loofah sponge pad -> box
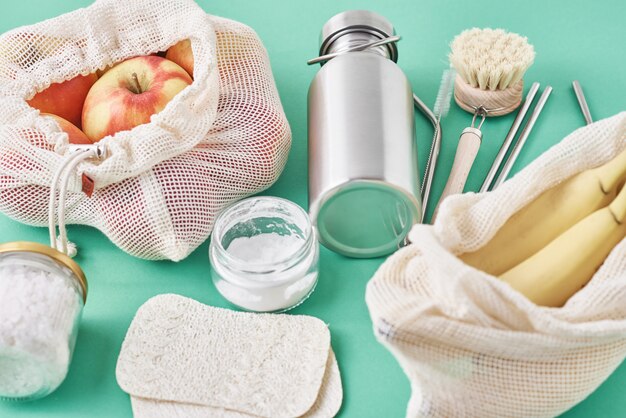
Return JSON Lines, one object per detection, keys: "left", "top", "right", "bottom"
{"left": 116, "top": 294, "right": 341, "bottom": 418}
{"left": 449, "top": 28, "right": 535, "bottom": 91}
{"left": 130, "top": 350, "right": 342, "bottom": 418}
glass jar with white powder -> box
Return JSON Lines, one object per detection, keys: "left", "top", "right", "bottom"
{"left": 210, "top": 197, "right": 319, "bottom": 312}
{"left": 0, "top": 242, "right": 87, "bottom": 401}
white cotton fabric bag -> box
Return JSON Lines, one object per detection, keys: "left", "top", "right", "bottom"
{"left": 0, "top": 0, "right": 291, "bottom": 260}
{"left": 366, "top": 112, "right": 626, "bottom": 418}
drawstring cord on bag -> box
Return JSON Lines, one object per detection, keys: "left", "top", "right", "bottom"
{"left": 48, "top": 144, "right": 107, "bottom": 256}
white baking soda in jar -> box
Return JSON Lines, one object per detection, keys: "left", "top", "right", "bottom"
{"left": 209, "top": 197, "right": 319, "bottom": 312}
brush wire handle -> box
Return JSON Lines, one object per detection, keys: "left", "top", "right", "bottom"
{"left": 437, "top": 127, "right": 482, "bottom": 213}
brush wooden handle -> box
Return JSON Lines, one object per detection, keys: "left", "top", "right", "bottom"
{"left": 454, "top": 76, "right": 523, "bottom": 117}
{"left": 434, "top": 127, "right": 482, "bottom": 218}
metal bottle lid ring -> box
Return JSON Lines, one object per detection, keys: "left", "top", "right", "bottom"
{"left": 307, "top": 35, "right": 401, "bottom": 66}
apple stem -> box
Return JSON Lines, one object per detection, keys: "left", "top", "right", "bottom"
{"left": 130, "top": 72, "right": 142, "bottom": 94}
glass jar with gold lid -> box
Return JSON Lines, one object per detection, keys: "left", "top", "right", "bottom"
{"left": 0, "top": 241, "right": 87, "bottom": 401}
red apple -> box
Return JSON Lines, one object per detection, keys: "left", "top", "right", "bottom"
{"left": 96, "top": 54, "right": 159, "bottom": 78}
{"left": 81, "top": 55, "right": 192, "bottom": 143}
{"left": 0, "top": 127, "right": 54, "bottom": 223}
{"left": 0, "top": 182, "right": 51, "bottom": 225}
{"left": 216, "top": 31, "right": 250, "bottom": 64}
{"left": 96, "top": 65, "right": 113, "bottom": 78}
{"left": 165, "top": 40, "right": 193, "bottom": 78}
{"left": 0, "top": 113, "right": 92, "bottom": 220}
{"left": 27, "top": 73, "right": 98, "bottom": 128}
{"left": 166, "top": 34, "right": 252, "bottom": 81}
{"left": 1, "top": 32, "right": 70, "bottom": 73}
{"left": 43, "top": 113, "right": 92, "bottom": 145}
{"left": 95, "top": 176, "right": 162, "bottom": 259}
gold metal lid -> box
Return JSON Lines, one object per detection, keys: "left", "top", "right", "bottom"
{"left": 0, "top": 241, "right": 87, "bottom": 303}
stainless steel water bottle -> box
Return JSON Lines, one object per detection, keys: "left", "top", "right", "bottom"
{"left": 308, "top": 10, "right": 421, "bottom": 258}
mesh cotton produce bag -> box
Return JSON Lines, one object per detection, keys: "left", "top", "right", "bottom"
{"left": 366, "top": 112, "right": 626, "bottom": 418}
{"left": 0, "top": 0, "right": 290, "bottom": 260}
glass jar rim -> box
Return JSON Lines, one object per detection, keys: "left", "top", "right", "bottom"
{"left": 0, "top": 241, "right": 87, "bottom": 303}
{"left": 211, "top": 197, "right": 314, "bottom": 273}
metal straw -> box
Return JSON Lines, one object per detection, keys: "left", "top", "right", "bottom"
{"left": 572, "top": 80, "right": 593, "bottom": 125}
{"left": 480, "top": 82, "right": 540, "bottom": 192}
{"left": 413, "top": 93, "right": 441, "bottom": 222}
{"left": 492, "top": 86, "right": 553, "bottom": 189}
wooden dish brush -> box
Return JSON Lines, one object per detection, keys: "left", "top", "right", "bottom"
{"left": 435, "top": 28, "right": 535, "bottom": 216}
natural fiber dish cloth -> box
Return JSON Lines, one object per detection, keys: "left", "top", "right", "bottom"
{"left": 366, "top": 112, "right": 626, "bottom": 418}
{"left": 117, "top": 294, "right": 341, "bottom": 418}
{"left": 130, "top": 350, "right": 342, "bottom": 418}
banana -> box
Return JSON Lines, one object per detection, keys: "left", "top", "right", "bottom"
{"left": 460, "top": 147, "right": 626, "bottom": 275}
{"left": 499, "top": 182, "right": 626, "bottom": 307}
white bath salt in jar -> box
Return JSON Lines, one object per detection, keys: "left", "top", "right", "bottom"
{"left": 210, "top": 197, "right": 319, "bottom": 312}
{"left": 0, "top": 242, "right": 87, "bottom": 401}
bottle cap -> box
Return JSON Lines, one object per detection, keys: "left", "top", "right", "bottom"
{"left": 319, "top": 10, "right": 398, "bottom": 62}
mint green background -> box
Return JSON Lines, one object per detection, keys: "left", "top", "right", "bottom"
{"left": 0, "top": 0, "right": 625, "bottom": 417}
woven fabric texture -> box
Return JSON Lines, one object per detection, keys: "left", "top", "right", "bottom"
{"left": 366, "top": 112, "right": 626, "bottom": 418}
{"left": 0, "top": 0, "right": 291, "bottom": 260}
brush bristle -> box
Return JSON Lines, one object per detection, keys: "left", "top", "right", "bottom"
{"left": 433, "top": 68, "right": 455, "bottom": 118}
{"left": 449, "top": 28, "right": 535, "bottom": 91}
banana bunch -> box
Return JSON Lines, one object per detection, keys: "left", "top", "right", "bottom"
{"left": 460, "top": 147, "right": 626, "bottom": 307}
{"left": 501, "top": 181, "right": 626, "bottom": 307}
